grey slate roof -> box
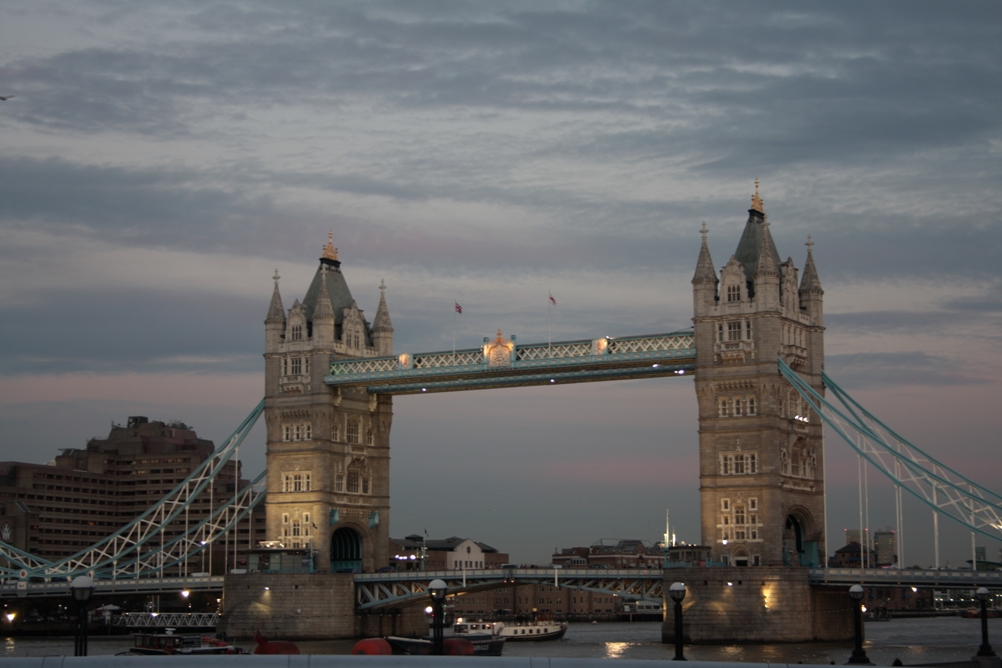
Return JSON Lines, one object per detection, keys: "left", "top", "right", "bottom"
{"left": 302, "top": 259, "right": 356, "bottom": 325}
{"left": 733, "top": 209, "right": 782, "bottom": 284}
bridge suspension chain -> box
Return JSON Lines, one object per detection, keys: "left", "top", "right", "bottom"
{"left": 0, "top": 400, "right": 265, "bottom": 580}
{"left": 778, "top": 359, "right": 1002, "bottom": 543}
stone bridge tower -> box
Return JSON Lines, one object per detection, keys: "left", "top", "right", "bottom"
{"left": 264, "top": 234, "right": 394, "bottom": 573}
{"left": 692, "top": 183, "right": 826, "bottom": 567}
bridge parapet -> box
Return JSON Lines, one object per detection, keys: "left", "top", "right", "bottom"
{"left": 354, "top": 568, "right": 664, "bottom": 610}
{"left": 327, "top": 331, "right": 695, "bottom": 394}
{"left": 809, "top": 568, "right": 1002, "bottom": 588}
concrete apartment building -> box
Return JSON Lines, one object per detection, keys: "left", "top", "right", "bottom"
{"left": 0, "top": 416, "right": 265, "bottom": 574}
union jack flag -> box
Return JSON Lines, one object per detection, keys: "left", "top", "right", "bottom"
{"left": 455, "top": 302, "right": 463, "bottom": 314}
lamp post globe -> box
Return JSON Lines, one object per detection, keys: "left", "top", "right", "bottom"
{"left": 69, "top": 576, "right": 95, "bottom": 657}
{"left": 847, "top": 584, "right": 870, "bottom": 665}
{"left": 428, "top": 579, "right": 448, "bottom": 656}
{"left": 976, "top": 587, "right": 996, "bottom": 657}
{"left": 669, "top": 582, "right": 687, "bottom": 661}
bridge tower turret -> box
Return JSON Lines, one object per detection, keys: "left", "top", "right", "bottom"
{"left": 263, "top": 233, "right": 392, "bottom": 573}
{"left": 692, "top": 182, "right": 826, "bottom": 568}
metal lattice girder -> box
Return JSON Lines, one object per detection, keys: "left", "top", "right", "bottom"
{"left": 778, "top": 359, "right": 1002, "bottom": 543}
{"left": 0, "top": 575, "right": 225, "bottom": 599}
{"left": 354, "top": 568, "right": 664, "bottom": 610}
{"left": 115, "top": 612, "right": 218, "bottom": 628}
{"left": 0, "top": 400, "right": 265, "bottom": 580}
{"left": 326, "top": 331, "right": 695, "bottom": 395}
{"left": 809, "top": 568, "right": 1002, "bottom": 588}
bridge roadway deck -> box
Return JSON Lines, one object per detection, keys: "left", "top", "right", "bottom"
{"left": 355, "top": 568, "right": 665, "bottom": 610}
{"left": 325, "top": 331, "right": 695, "bottom": 394}
{"left": 4, "top": 567, "right": 997, "bottom": 600}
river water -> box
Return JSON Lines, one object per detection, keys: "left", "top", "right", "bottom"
{"left": 3, "top": 617, "right": 998, "bottom": 664}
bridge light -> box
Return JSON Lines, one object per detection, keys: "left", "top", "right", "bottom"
{"left": 422, "top": 388, "right": 427, "bottom": 392}
{"left": 181, "top": 590, "right": 190, "bottom": 598}
{"left": 550, "top": 379, "right": 555, "bottom": 383}
{"left": 264, "top": 586, "right": 270, "bottom": 591}
{"left": 424, "top": 606, "right": 433, "bottom": 614}
{"left": 727, "top": 582, "right": 733, "bottom": 587}
{"left": 652, "top": 364, "right": 659, "bottom": 368}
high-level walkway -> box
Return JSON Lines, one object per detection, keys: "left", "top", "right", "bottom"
{"left": 325, "top": 331, "right": 695, "bottom": 394}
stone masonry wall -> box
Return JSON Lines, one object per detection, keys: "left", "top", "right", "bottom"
{"left": 661, "top": 567, "right": 854, "bottom": 644}
{"left": 218, "top": 572, "right": 427, "bottom": 640}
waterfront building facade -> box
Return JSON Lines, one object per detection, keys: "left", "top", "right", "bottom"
{"left": 0, "top": 416, "right": 263, "bottom": 573}
{"left": 692, "top": 183, "right": 826, "bottom": 567}
{"left": 264, "top": 235, "right": 394, "bottom": 573}
{"left": 389, "top": 535, "right": 509, "bottom": 571}
{"left": 552, "top": 539, "right": 664, "bottom": 569}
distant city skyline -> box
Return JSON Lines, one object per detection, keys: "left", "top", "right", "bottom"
{"left": 1, "top": 2, "right": 999, "bottom": 567}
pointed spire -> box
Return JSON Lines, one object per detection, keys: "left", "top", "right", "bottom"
{"left": 800, "top": 234, "right": 823, "bottom": 293}
{"left": 754, "top": 218, "right": 780, "bottom": 277}
{"left": 265, "top": 269, "right": 286, "bottom": 324}
{"left": 750, "top": 178, "right": 764, "bottom": 214}
{"left": 692, "top": 221, "right": 718, "bottom": 284}
{"left": 322, "top": 231, "right": 339, "bottom": 262}
{"left": 313, "top": 269, "right": 335, "bottom": 322}
{"left": 373, "top": 279, "right": 393, "bottom": 333}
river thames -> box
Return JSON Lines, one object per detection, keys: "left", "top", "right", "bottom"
{"left": 2, "top": 617, "right": 998, "bottom": 664}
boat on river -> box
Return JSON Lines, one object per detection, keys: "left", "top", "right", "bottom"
{"left": 119, "top": 630, "right": 244, "bottom": 655}
{"left": 454, "top": 617, "right": 567, "bottom": 643}
{"left": 449, "top": 621, "right": 506, "bottom": 655}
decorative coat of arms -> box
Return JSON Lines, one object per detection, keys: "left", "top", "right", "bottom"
{"left": 484, "top": 329, "right": 514, "bottom": 367}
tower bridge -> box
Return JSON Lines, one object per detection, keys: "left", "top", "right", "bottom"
{"left": 2, "top": 184, "right": 999, "bottom": 644}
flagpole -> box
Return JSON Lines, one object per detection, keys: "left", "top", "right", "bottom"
{"left": 548, "top": 296, "right": 551, "bottom": 348}
{"left": 453, "top": 301, "right": 457, "bottom": 356}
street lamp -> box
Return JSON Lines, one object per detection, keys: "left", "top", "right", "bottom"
{"left": 428, "top": 578, "right": 448, "bottom": 656}
{"left": 976, "top": 587, "right": 996, "bottom": 658}
{"left": 847, "top": 584, "right": 870, "bottom": 665}
{"left": 669, "top": 582, "right": 687, "bottom": 661}
{"left": 70, "top": 576, "right": 95, "bottom": 657}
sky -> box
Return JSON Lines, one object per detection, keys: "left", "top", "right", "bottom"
{"left": 1, "top": 1, "right": 1000, "bottom": 568}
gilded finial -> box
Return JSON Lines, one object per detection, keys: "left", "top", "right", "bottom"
{"left": 750, "top": 179, "right": 764, "bottom": 213}
{"left": 322, "top": 231, "right": 339, "bottom": 261}
{"left": 700, "top": 221, "right": 708, "bottom": 240}
{"left": 495, "top": 328, "right": 504, "bottom": 343}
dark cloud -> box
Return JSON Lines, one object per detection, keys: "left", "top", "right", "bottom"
{"left": 0, "top": 287, "right": 263, "bottom": 376}
{"left": 825, "top": 351, "right": 988, "bottom": 388}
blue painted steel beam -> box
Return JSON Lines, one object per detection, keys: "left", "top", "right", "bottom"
{"left": 326, "top": 331, "right": 695, "bottom": 395}
{"left": 367, "top": 361, "right": 694, "bottom": 394}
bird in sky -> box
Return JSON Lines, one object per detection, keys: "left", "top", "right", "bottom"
{"left": 0, "top": 96, "right": 15, "bottom": 101}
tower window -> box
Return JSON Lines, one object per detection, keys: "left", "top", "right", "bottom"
{"left": 727, "top": 285, "right": 740, "bottom": 302}
{"left": 733, "top": 398, "right": 743, "bottom": 416}
{"left": 332, "top": 423, "right": 340, "bottom": 442}
{"left": 335, "top": 474, "right": 344, "bottom": 493}
{"left": 291, "top": 325, "right": 302, "bottom": 341}
{"left": 366, "top": 429, "right": 373, "bottom": 446}
{"left": 718, "top": 398, "right": 729, "bottom": 417}
{"left": 347, "top": 471, "right": 360, "bottom": 494}
{"left": 727, "top": 322, "right": 742, "bottom": 341}
{"left": 347, "top": 419, "right": 360, "bottom": 444}
{"left": 747, "top": 397, "right": 757, "bottom": 415}
{"left": 290, "top": 357, "right": 302, "bottom": 375}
